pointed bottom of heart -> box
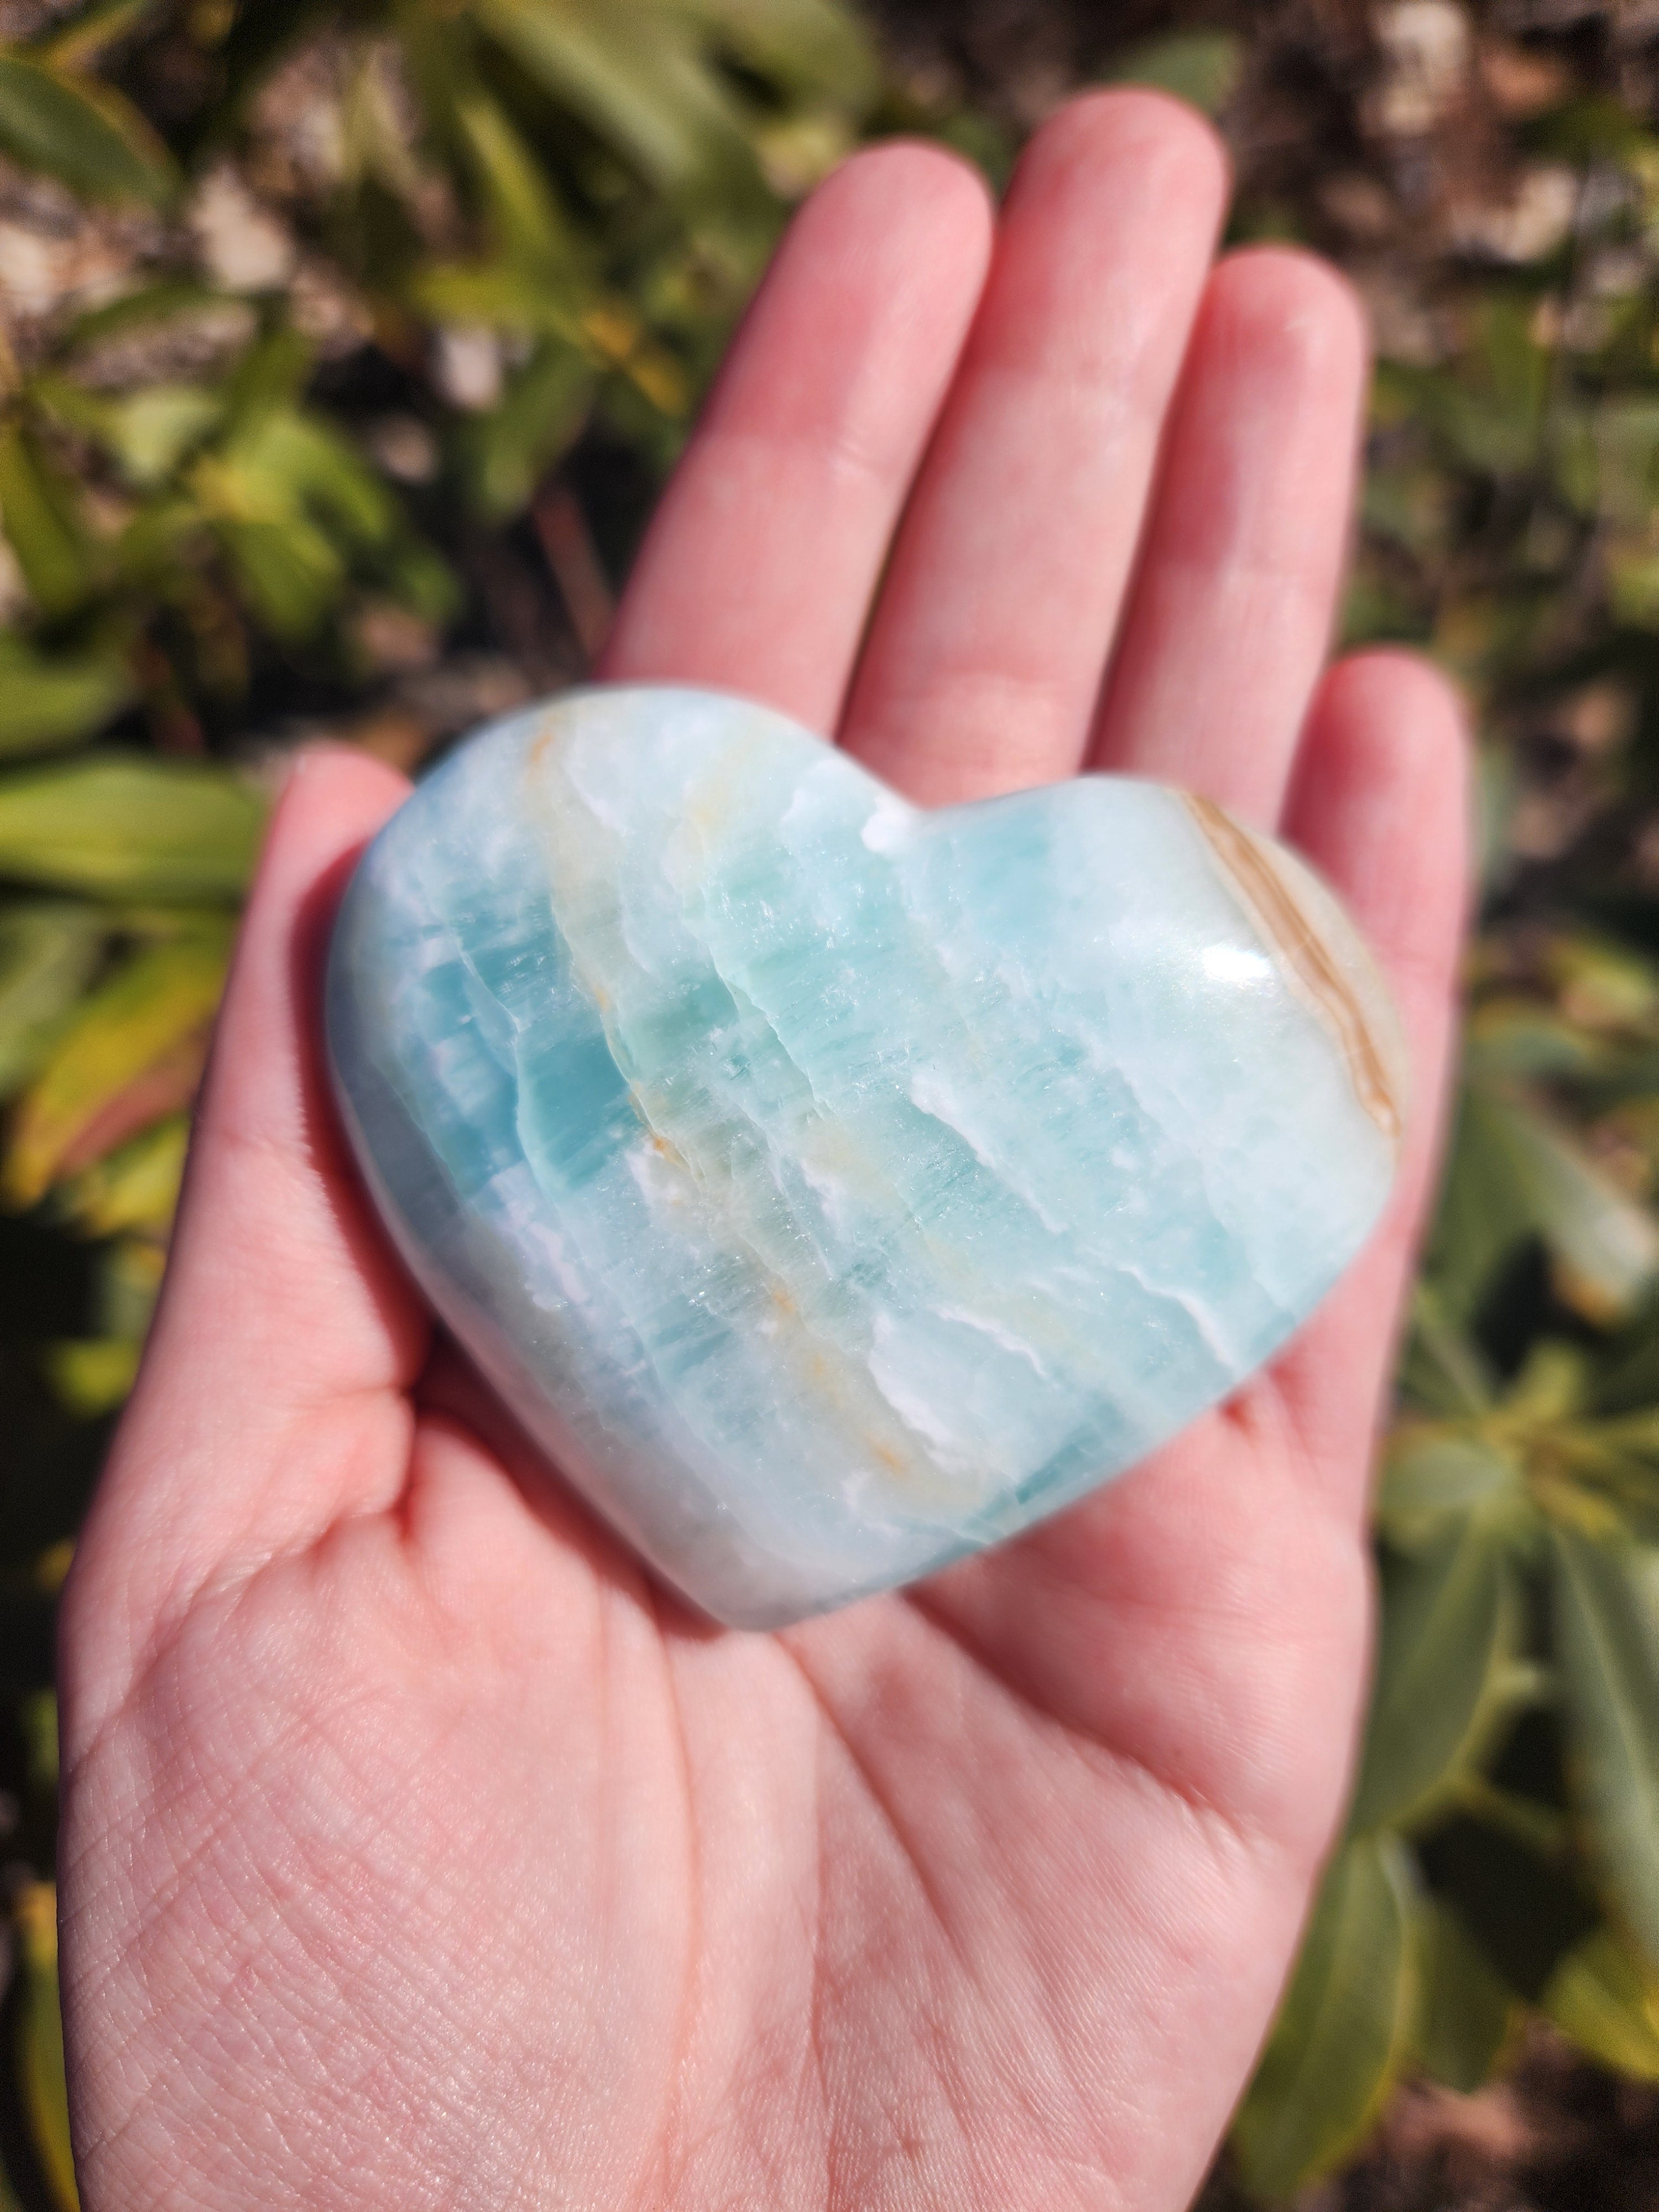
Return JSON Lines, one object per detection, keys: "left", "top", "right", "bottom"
{"left": 326, "top": 686, "right": 1403, "bottom": 1628}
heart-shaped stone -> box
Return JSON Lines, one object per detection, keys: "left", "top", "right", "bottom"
{"left": 327, "top": 685, "right": 1404, "bottom": 1629}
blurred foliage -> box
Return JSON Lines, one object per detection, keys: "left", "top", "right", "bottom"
{"left": 1214, "top": 2, "right": 1659, "bottom": 2194}
{"left": 0, "top": 0, "right": 948, "bottom": 2201}
{"left": 8, "top": 0, "right": 1659, "bottom": 2205}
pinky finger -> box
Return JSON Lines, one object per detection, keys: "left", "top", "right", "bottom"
{"left": 1267, "top": 649, "right": 1472, "bottom": 1516}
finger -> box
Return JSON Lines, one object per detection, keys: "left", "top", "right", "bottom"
{"left": 839, "top": 90, "right": 1229, "bottom": 805}
{"left": 1091, "top": 248, "right": 1368, "bottom": 824}
{"left": 599, "top": 142, "right": 993, "bottom": 734}
{"left": 1262, "top": 649, "right": 1472, "bottom": 1516}
{"left": 73, "top": 752, "right": 425, "bottom": 1657}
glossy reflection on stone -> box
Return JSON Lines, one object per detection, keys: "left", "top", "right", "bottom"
{"left": 326, "top": 685, "right": 1405, "bottom": 1629}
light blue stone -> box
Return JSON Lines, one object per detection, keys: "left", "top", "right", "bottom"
{"left": 326, "top": 685, "right": 1405, "bottom": 1629}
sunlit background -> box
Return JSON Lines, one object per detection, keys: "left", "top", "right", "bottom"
{"left": 4, "top": 2, "right": 1659, "bottom": 2200}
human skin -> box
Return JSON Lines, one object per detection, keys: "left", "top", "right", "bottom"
{"left": 57, "top": 90, "right": 1468, "bottom": 2212}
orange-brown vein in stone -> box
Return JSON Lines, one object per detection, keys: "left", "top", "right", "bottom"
{"left": 1180, "top": 794, "right": 1404, "bottom": 1146}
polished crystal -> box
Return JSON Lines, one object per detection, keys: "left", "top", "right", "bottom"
{"left": 327, "top": 685, "right": 1404, "bottom": 1627}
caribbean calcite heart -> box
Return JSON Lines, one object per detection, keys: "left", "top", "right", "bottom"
{"left": 326, "top": 685, "right": 1405, "bottom": 1629}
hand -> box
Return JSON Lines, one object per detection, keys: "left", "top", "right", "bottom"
{"left": 58, "top": 92, "right": 1467, "bottom": 2212}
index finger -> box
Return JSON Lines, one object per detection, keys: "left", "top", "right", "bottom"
{"left": 601, "top": 142, "right": 993, "bottom": 736}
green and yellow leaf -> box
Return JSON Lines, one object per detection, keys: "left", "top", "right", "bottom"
{"left": 0, "top": 424, "right": 93, "bottom": 620}
{"left": 0, "top": 50, "right": 172, "bottom": 206}
{"left": 0, "top": 758, "right": 264, "bottom": 901}
{"left": 0, "top": 636, "right": 132, "bottom": 757}
{"left": 15, "top": 1882, "right": 75, "bottom": 2212}
{"left": 0, "top": 904, "right": 105, "bottom": 1096}
{"left": 54, "top": 1109, "right": 187, "bottom": 1237}
{"left": 4, "top": 931, "right": 227, "bottom": 1207}
{"left": 1543, "top": 1924, "right": 1659, "bottom": 2079}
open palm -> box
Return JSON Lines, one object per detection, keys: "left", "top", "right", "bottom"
{"left": 58, "top": 93, "right": 1467, "bottom": 2212}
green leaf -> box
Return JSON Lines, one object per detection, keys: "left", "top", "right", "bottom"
{"left": 113, "top": 385, "right": 225, "bottom": 486}
{"left": 1608, "top": 544, "right": 1659, "bottom": 632}
{"left": 31, "top": 0, "right": 162, "bottom": 72}
{"left": 4, "top": 930, "right": 227, "bottom": 1207}
{"left": 106, "top": 494, "right": 201, "bottom": 602}
{"left": 1551, "top": 403, "right": 1601, "bottom": 517}
{"left": 234, "top": 411, "right": 397, "bottom": 546}
{"left": 1465, "top": 997, "right": 1614, "bottom": 1083}
{"left": 1105, "top": 29, "right": 1243, "bottom": 114}
{"left": 54, "top": 1109, "right": 187, "bottom": 1237}
{"left": 472, "top": 0, "right": 761, "bottom": 204}
{"left": 0, "top": 635, "right": 132, "bottom": 756}
{"left": 18, "top": 1689, "right": 55, "bottom": 1798}
{"left": 1375, "top": 1431, "right": 1521, "bottom": 1550}
{"left": 195, "top": 404, "right": 424, "bottom": 637}
{"left": 1547, "top": 1407, "right": 1659, "bottom": 1541}
{"left": 1350, "top": 1525, "right": 1521, "bottom": 1834}
{"left": 1361, "top": 464, "right": 1451, "bottom": 559}
{"left": 215, "top": 513, "right": 345, "bottom": 639}
{"left": 1428, "top": 298, "right": 1551, "bottom": 477}
{"left": 91, "top": 1230, "right": 162, "bottom": 1342}
{"left": 337, "top": 32, "right": 432, "bottom": 208}
{"left": 666, "top": 0, "right": 879, "bottom": 106}
{"left": 410, "top": 256, "right": 576, "bottom": 335}
{"left": 0, "top": 757, "right": 264, "bottom": 900}
{"left": 1536, "top": 93, "right": 1652, "bottom": 165}
{"left": 43, "top": 1334, "right": 140, "bottom": 1416}
{"left": 1543, "top": 1924, "right": 1659, "bottom": 2079}
{"left": 0, "top": 902, "right": 105, "bottom": 1096}
{"left": 1506, "top": 1338, "right": 1590, "bottom": 1423}
{"left": 1552, "top": 1526, "right": 1659, "bottom": 1969}
{"left": 461, "top": 341, "right": 594, "bottom": 518}
{"left": 0, "top": 424, "right": 92, "bottom": 619}
{"left": 223, "top": 328, "right": 315, "bottom": 424}
{"left": 61, "top": 278, "right": 244, "bottom": 356}
{"left": 1411, "top": 1895, "right": 1519, "bottom": 2093}
{"left": 1231, "top": 1834, "right": 1416, "bottom": 2198}
{"left": 37, "top": 382, "right": 225, "bottom": 490}
{"left": 1433, "top": 1081, "right": 1659, "bottom": 1325}
{"left": 15, "top": 1884, "right": 75, "bottom": 2212}
{"left": 1594, "top": 1297, "right": 1659, "bottom": 1417}
{"left": 1395, "top": 1285, "right": 1495, "bottom": 1418}
{"left": 379, "top": 537, "right": 459, "bottom": 628}
{"left": 1592, "top": 400, "right": 1659, "bottom": 531}
{"left": 1473, "top": 739, "right": 1519, "bottom": 898}
{"left": 451, "top": 85, "right": 581, "bottom": 270}
{"left": 1426, "top": 1081, "right": 1539, "bottom": 1323}
{"left": 0, "top": 51, "right": 171, "bottom": 205}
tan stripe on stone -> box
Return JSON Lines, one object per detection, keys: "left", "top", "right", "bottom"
{"left": 1180, "top": 794, "right": 1405, "bottom": 1147}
